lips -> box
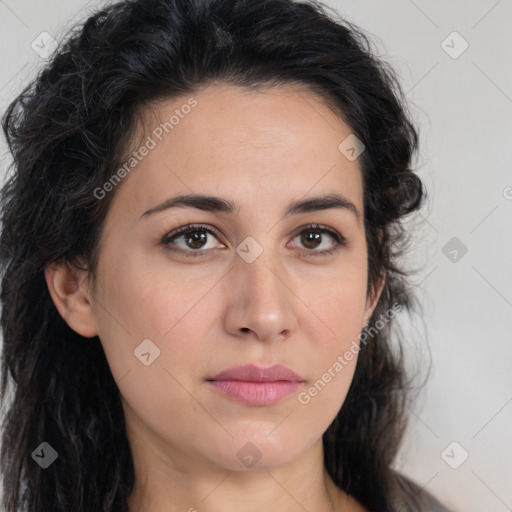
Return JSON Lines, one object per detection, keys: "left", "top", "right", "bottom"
{"left": 208, "top": 364, "right": 304, "bottom": 383}
{"left": 206, "top": 364, "right": 305, "bottom": 406}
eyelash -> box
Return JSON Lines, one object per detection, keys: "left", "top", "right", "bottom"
{"left": 161, "top": 223, "right": 347, "bottom": 258}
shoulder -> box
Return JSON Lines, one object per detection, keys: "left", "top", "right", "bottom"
{"left": 392, "top": 472, "right": 454, "bottom": 512}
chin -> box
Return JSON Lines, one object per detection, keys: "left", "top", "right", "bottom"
{"left": 205, "top": 433, "right": 310, "bottom": 472}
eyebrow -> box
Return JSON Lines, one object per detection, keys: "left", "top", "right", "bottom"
{"left": 140, "top": 192, "right": 360, "bottom": 220}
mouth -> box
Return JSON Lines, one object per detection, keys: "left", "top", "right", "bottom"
{"left": 207, "top": 380, "right": 303, "bottom": 406}
{"left": 206, "top": 364, "right": 305, "bottom": 406}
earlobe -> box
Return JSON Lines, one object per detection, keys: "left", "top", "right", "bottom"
{"left": 44, "top": 261, "right": 99, "bottom": 338}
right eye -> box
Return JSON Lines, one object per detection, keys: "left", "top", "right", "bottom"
{"left": 161, "top": 223, "right": 226, "bottom": 257}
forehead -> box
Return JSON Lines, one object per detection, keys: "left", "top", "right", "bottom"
{"left": 110, "top": 83, "right": 364, "bottom": 219}
{"left": 135, "top": 82, "right": 352, "bottom": 155}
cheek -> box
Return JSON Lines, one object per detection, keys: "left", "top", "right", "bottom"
{"left": 294, "top": 288, "right": 365, "bottom": 431}
{"left": 92, "top": 250, "right": 220, "bottom": 391}
{"left": 301, "top": 258, "right": 369, "bottom": 336}
{"left": 297, "top": 260, "right": 368, "bottom": 394}
{"left": 306, "top": 288, "right": 365, "bottom": 389}
{"left": 92, "top": 256, "right": 211, "bottom": 445}
{"left": 96, "top": 249, "right": 210, "bottom": 336}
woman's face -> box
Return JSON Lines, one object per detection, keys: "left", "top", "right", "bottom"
{"left": 81, "top": 84, "right": 382, "bottom": 472}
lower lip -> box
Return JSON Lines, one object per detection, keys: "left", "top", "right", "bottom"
{"left": 207, "top": 380, "right": 302, "bottom": 406}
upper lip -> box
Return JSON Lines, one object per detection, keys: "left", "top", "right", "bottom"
{"left": 207, "top": 364, "right": 304, "bottom": 382}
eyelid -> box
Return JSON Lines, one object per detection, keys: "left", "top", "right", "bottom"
{"left": 162, "top": 223, "right": 221, "bottom": 241}
{"left": 290, "top": 223, "right": 342, "bottom": 240}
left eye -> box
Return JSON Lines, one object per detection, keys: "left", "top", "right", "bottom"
{"left": 289, "top": 224, "right": 345, "bottom": 254}
{"left": 161, "top": 223, "right": 346, "bottom": 257}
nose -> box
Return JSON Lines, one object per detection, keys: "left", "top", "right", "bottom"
{"left": 222, "top": 247, "right": 298, "bottom": 343}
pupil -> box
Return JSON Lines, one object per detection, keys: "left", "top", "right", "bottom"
{"left": 302, "top": 230, "right": 321, "bottom": 249}
{"left": 186, "top": 230, "right": 207, "bottom": 249}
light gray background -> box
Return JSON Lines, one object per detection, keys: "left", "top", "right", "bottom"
{"left": 0, "top": 1, "right": 511, "bottom": 511}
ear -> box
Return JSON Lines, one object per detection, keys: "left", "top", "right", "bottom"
{"left": 362, "top": 272, "right": 386, "bottom": 328}
{"left": 44, "top": 260, "right": 99, "bottom": 338}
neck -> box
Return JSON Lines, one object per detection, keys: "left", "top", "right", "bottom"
{"left": 126, "top": 436, "right": 348, "bottom": 512}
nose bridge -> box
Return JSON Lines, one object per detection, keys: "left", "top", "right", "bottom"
{"left": 224, "top": 240, "right": 296, "bottom": 340}
{"left": 239, "top": 247, "right": 282, "bottom": 300}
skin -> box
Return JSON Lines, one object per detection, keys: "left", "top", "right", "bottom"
{"left": 45, "top": 83, "right": 384, "bottom": 512}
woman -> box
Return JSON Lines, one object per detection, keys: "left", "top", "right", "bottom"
{"left": 0, "top": 0, "right": 451, "bottom": 510}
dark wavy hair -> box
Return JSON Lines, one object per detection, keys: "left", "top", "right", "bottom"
{"left": 0, "top": 0, "right": 444, "bottom": 511}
